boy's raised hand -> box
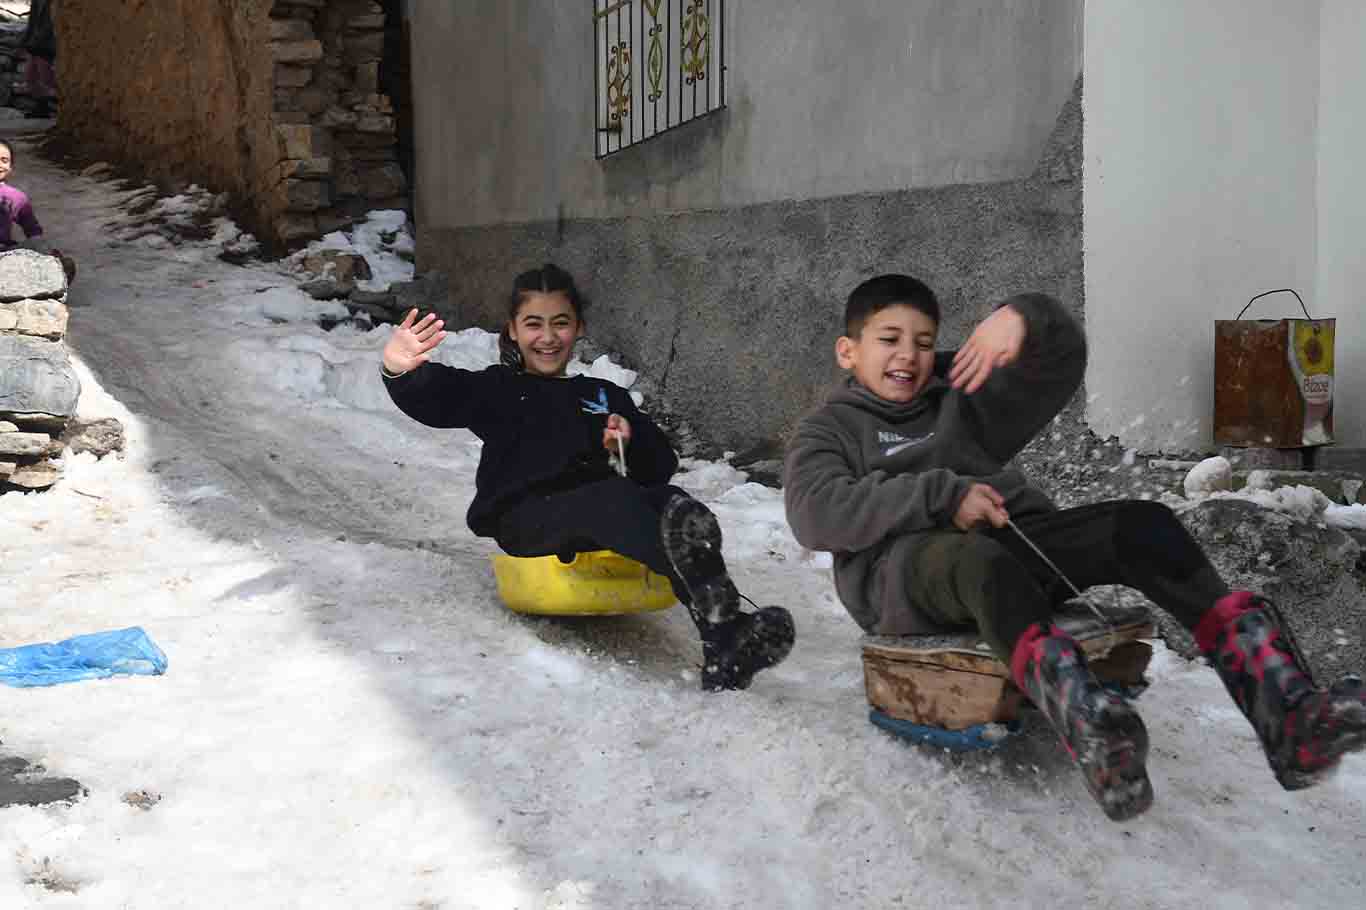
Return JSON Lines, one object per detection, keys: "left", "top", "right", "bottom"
{"left": 383, "top": 309, "right": 446, "bottom": 375}
{"left": 953, "top": 482, "right": 1009, "bottom": 530}
{"left": 949, "top": 304, "right": 1026, "bottom": 394}
{"left": 603, "top": 414, "right": 632, "bottom": 452}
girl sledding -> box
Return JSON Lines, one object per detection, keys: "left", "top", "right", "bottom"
{"left": 381, "top": 263, "right": 794, "bottom": 691}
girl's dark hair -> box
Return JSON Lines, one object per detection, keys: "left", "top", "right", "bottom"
{"left": 498, "top": 263, "right": 589, "bottom": 369}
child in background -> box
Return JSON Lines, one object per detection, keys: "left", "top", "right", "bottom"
{"left": 783, "top": 273, "right": 1366, "bottom": 821}
{"left": 0, "top": 138, "right": 74, "bottom": 282}
{"left": 382, "top": 263, "right": 794, "bottom": 691}
{"left": 0, "top": 140, "right": 45, "bottom": 251}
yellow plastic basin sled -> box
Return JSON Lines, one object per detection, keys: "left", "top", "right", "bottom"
{"left": 492, "top": 550, "right": 677, "bottom": 616}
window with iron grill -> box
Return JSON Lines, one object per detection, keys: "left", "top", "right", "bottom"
{"left": 593, "top": 0, "right": 726, "bottom": 157}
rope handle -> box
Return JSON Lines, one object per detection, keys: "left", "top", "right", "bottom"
{"left": 614, "top": 434, "right": 628, "bottom": 478}
{"left": 1006, "top": 519, "right": 1119, "bottom": 660}
{"left": 1234, "top": 288, "right": 1313, "bottom": 321}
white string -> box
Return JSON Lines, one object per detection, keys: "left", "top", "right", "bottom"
{"left": 614, "top": 434, "right": 627, "bottom": 478}
{"left": 1005, "top": 519, "right": 1118, "bottom": 659}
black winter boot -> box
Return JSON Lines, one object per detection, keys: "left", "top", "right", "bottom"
{"left": 1012, "top": 623, "right": 1153, "bottom": 821}
{"left": 1196, "top": 592, "right": 1366, "bottom": 790}
{"left": 661, "top": 494, "right": 794, "bottom": 691}
{"left": 699, "top": 608, "right": 796, "bottom": 692}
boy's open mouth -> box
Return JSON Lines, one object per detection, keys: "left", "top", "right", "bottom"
{"left": 885, "top": 370, "right": 916, "bottom": 384}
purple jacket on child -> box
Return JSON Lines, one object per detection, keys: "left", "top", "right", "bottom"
{"left": 0, "top": 183, "right": 43, "bottom": 250}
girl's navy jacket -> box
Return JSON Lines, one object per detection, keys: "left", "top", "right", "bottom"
{"left": 383, "top": 363, "right": 679, "bottom": 537}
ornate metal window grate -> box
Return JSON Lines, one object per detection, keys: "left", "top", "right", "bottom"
{"left": 593, "top": 0, "right": 726, "bottom": 158}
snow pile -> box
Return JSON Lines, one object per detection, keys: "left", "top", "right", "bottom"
{"left": 104, "top": 182, "right": 260, "bottom": 261}
{"left": 218, "top": 282, "right": 661, "bottom": 420}
{"left": 1182, "top": 455, "right": 1232, "bottom": 496}
{"left": 1325, "top": 504, "right": 1366, "bottom": 530}
{"left": 425, "top": 326, "right": 502, "bottom": 370}
{"left": 1211, "top": 484, "right": 1336, "bottom": 523}
{"left": 567, "top": 353, "right": 645, "bottom": 406}
{"left": 1174, "top": 457, "right": 1363, "bottom": 531}
{"left": 288, "top": 209, "right": 414, "bottom": 292}
{"left": 567, "top": 352, "right": 637, "bottom": 389}
{"left": 673, "top": 458, "right": 750, "bottom": 500}
{"left": 256, "top": 286, "right": 348, "bottom": 325}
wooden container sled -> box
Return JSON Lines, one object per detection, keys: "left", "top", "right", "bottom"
{"left": 492, "top": 550, "right": 677, "bottom": 616}
{"left": 862, "top": 604, "right": 1155, "bottom": 749}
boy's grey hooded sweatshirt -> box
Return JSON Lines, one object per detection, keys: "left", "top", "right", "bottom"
{"left": 782, "top": 294, "right": 1086, "bottom": 634}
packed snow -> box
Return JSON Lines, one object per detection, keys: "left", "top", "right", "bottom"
{"left": 3, "top": 137, "right": 1365, "bottom": 908}
{"left": 286, "top": 209, "right": 415, "bottom": 292}
{"left": 1181, "top": 455, "right": 1233, "bottom": 497}
{"left": 1325, "top": 504, "right": 1366, "bottom": 531}
{"left": 1176, "top": 456, "right": 1366, "bottom": 531}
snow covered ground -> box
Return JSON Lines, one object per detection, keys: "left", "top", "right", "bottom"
{"left": 2, "top": 134, "right": 1365, "bottom": 909}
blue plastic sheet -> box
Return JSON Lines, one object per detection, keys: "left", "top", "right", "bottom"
{"left": 869, "top": 709, "right": 1022, "bottom": 752}
{"left": 0, "top": 627, "right": 168, "bottom": 688}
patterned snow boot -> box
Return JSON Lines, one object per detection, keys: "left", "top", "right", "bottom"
{"left": 661, "top": 494, "right": 795, "bottom": 691}
{"left": 1196, "top": 592, "right": 1366, "bottom": 790}
{"left": 1012, "top": 623, "right": 1154, "bottom": 821}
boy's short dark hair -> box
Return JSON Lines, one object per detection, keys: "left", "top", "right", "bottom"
{"left": 844, "top": 274, "right": 940, "bottom": 337}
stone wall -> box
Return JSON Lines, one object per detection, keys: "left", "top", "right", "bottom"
{"left": 271, "top": 0, "right": 408, "bottom": 242}
{"left": 0, "top": 249, "right": 77, "bottom": 490}
{"left": 52, "top": 0, "right": 404, "bottom": 250}
{"left": 0, "top": 7, "right": 56, "bottom": 116}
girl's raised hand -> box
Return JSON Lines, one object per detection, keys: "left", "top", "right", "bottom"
{"left": 949, "top": 304, "right": 1026, "bottom": 394}
{"left": 603, "top": 414, "right": 632, "bottom": 452}
{"left": 383, "top": 309, "right": 446, "bottom": 375}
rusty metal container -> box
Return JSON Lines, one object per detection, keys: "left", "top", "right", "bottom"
{"left": 1214, "top": 289, "right": 1335, "bottom": 449}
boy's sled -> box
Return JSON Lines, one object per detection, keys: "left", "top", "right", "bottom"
{"left": 492, "top": 550, "right": 677, "bottom": 616}
{"left": 862, "top": 603, "right": 1154, "bottom": 751}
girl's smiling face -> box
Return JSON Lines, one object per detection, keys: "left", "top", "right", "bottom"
{"left": 508, "top": 291, "right": 583, "bottom": 377}
{"left": 0, "top": 144, "right": 12, "bottom": 183}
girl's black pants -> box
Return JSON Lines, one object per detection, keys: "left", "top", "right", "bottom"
{"left": 493, "top": 476, "right": 694, "bottom": 605}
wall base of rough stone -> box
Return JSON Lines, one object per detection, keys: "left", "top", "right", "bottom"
{"left": 0, "top": 250, "right": 78, "bottom": 490}
{"left": 417, "top": 81, "right": 1082, "bottom": 456}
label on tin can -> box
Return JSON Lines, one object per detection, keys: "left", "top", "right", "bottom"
{"left": 1288, "top": 320, "right": 1335, "bottom": 445}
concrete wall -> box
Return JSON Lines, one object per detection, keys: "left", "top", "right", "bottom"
{"left": 411, "top": 0, "right": 1082, "bottom": 227}
{"left": 1084, "top": 2, "right": 1336, "bottom": 450}
{"left": 55, "top": 0, "right": 286, "bottom": 244}
{"left": 1317, "top": 1, "right": 1366, "bottom": 448}
{"left": 411, "top": 1, "right": 1084, "bottom": 454}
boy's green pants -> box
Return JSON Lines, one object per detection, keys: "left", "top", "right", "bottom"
{"left": 881, "top": 500, "right": 1228, "bottom": 661}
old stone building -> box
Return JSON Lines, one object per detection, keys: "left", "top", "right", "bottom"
{"left": 52, "top": 0, "right": 411, "bottom": 250}
{"left": 39, "top": 1, "right": 1366, "bottom": 465}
